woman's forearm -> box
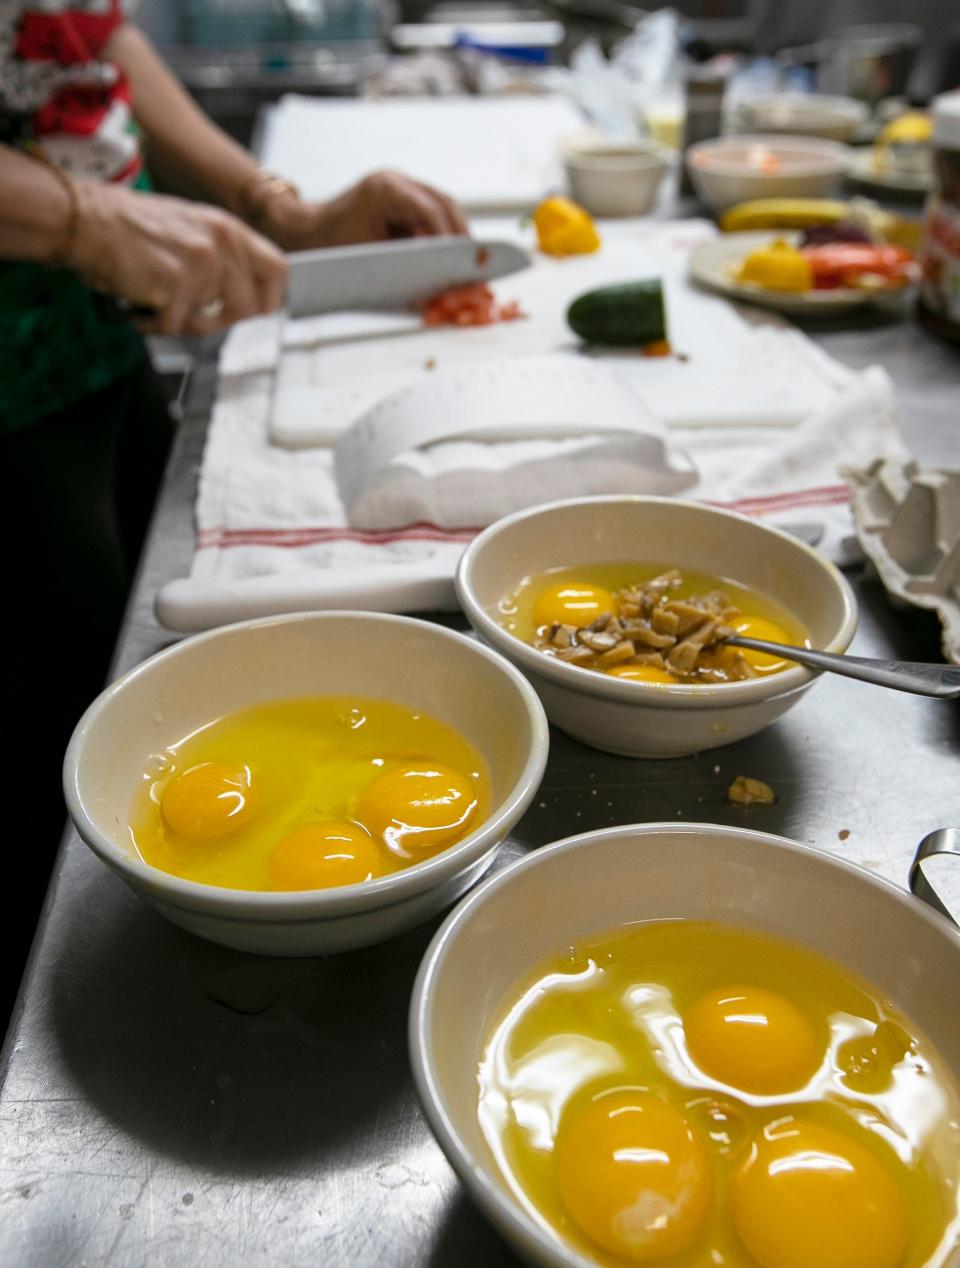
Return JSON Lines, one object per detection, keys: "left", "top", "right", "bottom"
{"left": 0, "top": 145, "right": 72, "bottom": 262}
{"left": 103, "top": 24, "right": 262, "bottom": 214}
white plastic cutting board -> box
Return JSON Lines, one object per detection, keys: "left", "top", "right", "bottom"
{"left": 260, "top": 94, "right": 584, "bottom": 210}
{"left": 268, "top": 241, "right": 835, "bottom": 448}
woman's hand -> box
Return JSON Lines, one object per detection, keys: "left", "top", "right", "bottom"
{"left": 262, "top": 170, "right": 469, "bottom": 251}
{"left": 69, "top": 181, "right": 288, "bottom": 335}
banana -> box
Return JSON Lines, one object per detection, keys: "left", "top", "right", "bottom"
{"left": 720, "top": 199, "right": 850, "bottom": 232}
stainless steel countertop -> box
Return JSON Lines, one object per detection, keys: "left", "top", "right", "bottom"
{"left": 1, "top": 250, "right": 959, "bottom": 1268}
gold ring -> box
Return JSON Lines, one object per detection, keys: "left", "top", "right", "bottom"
{"left": 196, "top": 296, "right": 225, "bottom": 320}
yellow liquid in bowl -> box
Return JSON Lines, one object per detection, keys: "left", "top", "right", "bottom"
{"left": 129, "top": 696, "right": 491, "bottom": 891}
{"left": 479, "top": 921, "right": 960, "bottom": 1267}
{"left": 499, "top": 563, "right": 808, "bottom": 683}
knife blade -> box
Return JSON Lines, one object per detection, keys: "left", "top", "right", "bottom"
{"left": 285, "top": 235, "right": 531, "bottom": 317}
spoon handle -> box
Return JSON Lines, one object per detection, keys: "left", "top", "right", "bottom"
{"left": 726, "top": 636, "right": 960, "bottom": 699}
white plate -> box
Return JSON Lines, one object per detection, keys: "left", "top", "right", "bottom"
{"left": 688, "top": 231, "right": 900, "bottom": 315}
{"left": 846, "top": 146, "right": 932, "bottom": 196}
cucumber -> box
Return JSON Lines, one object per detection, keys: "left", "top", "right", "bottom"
{"left": 566, "top": 279, "right": 666, "bottom": 347}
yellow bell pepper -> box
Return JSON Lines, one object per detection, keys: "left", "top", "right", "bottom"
{"left": 736, "top": 237, "right": 812, "bottom": 293}
{"left": 532, "top": 196, "right": 601, "bottom": 257}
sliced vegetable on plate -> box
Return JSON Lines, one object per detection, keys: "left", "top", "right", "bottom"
{"left": 736, "top": 239, "right": 812, "bottom": 293}
{"left": 800, "top": 242, "right": 915, "bottom": 291}
{"left": 734, "top": 237, "right": 915, "bottom": 296}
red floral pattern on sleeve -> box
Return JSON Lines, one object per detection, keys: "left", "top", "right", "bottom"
{"left": 1, "top": 0, "right": 140, "bottom": 182}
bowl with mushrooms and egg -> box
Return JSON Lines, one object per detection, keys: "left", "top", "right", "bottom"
{"left": 455, "top": 496, "right": 857, "bottom": 757}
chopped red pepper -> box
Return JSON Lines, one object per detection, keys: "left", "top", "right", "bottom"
{"left": 799, "top": 243, "right": 915, "bottom": 290}
{"left": 475, "top": 246, "right": 490, "bottom": 267}
{"left": 420, "top": 282, "right": 525, "bottom": 328}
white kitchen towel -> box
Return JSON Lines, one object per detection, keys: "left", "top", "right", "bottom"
{"left": 154, "top": 349, "right": 903, "bottom": 632}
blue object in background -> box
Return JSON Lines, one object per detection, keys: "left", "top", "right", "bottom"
{"left": 453, "top": 34, "right": 552, "bottom": 65}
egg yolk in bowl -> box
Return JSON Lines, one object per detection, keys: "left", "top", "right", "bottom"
{"left": 129, "top": 696, "right": 490, "bottom": 891}
{"left": 499, "top": 564, "right": 807, "bottom": 685}
{"left": 477, "top": 921, "right": 960, "bottom": 1267}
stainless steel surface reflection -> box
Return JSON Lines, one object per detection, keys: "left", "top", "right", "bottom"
{"left": 2, "top": 260, "right": 959, "bottom": 1268}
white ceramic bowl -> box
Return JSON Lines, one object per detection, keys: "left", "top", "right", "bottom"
{"left": 686, "top": 133, "right": 848, "bottom": 213}
{"left": 727, "top": 93, "right": 869, "bottom": 143}
{"left": 455, "top": 496, "right": 857, "bottom": 758}
{"left": 411, "top": 821, "right": 960, "bottom": 1268}
{"left": 563, "top": 138, "right": 671, "bottom": 217}
{"left": 64, "top": 612, "right": 549, "bottom": 955}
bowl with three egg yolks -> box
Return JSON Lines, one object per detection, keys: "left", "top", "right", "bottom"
{"left": 132, "top": 697, "right": 490, "bottom": 892}
{"left": 477, "top": 920, "right": 958, "bottom": 1268}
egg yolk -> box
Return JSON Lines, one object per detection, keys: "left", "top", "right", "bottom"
{"left": 267, "top": 821, "right": 381, "bottom": 890}
{"left": 684, "top": 985, "right": 821, "bottom": 1095}
{"left": 534, "top": 582, "right": 616, "bottom": 629}
{"left": 731, "top": 616, "right": 793, "bottom": 672}
{"left": 555, "top": 1090, "right": 712, "bottom": 1262}
{"left": 160, "top": 762, "right": 254, "bottom": 840}
{"left": 607, "top": 664, "right": 678, "bottom": 684}
{"left": 357, "top": 763, "right": 478, "bottom": 855}
{"left": 732, "top": 1119, "right": 909, "bottom": 1268}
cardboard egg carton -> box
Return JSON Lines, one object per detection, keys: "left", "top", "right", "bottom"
{"left": 845, "top": 459, "right": 960, "bottom": 665}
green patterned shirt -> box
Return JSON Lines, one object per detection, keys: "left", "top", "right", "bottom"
{"left": 0, "top": 261, "right": 147, "bottom": 432}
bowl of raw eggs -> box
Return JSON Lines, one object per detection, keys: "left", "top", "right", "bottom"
{"left": 410, "top": 821, "right": 960, "bottom": 1268}
{"left": 455, "top": 495, "right": 858, "bottom": 758}
{"left": 64, "top": 611, "right": 549, "bottom": 955}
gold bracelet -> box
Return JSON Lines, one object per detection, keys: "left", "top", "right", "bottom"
{"left": 36, "top": 154, "right": 80, "bottom": 267}
{"left": 237, "top": 168, "right": 300, "bottom": 228}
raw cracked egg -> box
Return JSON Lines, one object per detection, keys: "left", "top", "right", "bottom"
{"left": 477, "top": 920, "right": 960, "bottom": 1268}
{"left": 267, "top": 821, "right": 381, "bottom": 890}
{"left": 501, "top": 563, "right": 807, "bottom": 685}
{"left": 357, "top": 762, "right": 479, "bottom": 857}
{"left": 556, "top": 1089, "right": 712, "bottom": 1261}
{"left": 160, "top": 761, "right": 254, "bottom": 840}
{"left": 129, "top": 696, "right": 490, "bottom": 892}
{"left": 683, "top": 984, "right": 822, "bottom": 1095}
{"left": 732, "top": 1118, "right": 909, "bottom": 1268}
{"left": 533, "top": 582, "right": 617, "bottom": 630}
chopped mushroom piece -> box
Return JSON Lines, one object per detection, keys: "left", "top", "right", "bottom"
{"left": 668, "top": 640, "right": 701, "bottom": 675}
{"left": 555, "top": 646, "right": 596, "bottom": 665}
{"left": 727, "top": 776, "right": 776, "bottom": 806}
{"left": 597, "top": 640, "right": 637, "bottom": 668}
{"left": 650, "top": 608, "right": 681, "bottom": 635}
{"left": 579, "top": 629, "right": 620, "bottom": 653}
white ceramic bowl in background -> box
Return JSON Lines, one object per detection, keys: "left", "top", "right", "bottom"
{"left": 563, "top": 138, "right": 671, "bottom": 217}
{"left": 727, "top": 93, "right": 869, "bottom": 142}
{"left": 410, "top": 821, "right": 960, "bottom": 1268}
{"left": 455, "top": 496, "right": 858, "bottom": 758}
{"left": 64, "top": 612, "right": 549, "bottom": 955}
{"left": 686, "top": 133, "right": 848, "bottom": 213}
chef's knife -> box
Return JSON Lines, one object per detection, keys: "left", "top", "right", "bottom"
{"left": 285, "top": 235, "right": 531, "bottom": 317}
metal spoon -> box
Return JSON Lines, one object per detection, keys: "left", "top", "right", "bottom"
{"left": 724, "top": 635, "right": 960, "bottom": 699}
{"left": 909, "top": 828, "right": 960, "bottom": 925}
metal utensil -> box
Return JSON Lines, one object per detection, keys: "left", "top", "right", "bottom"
{"left": 909, "top": 828, "right": 960, "bottom": 926}
{"left": 725, "top": 635, "right": 960, "bottom": 699}
{"left": 286, "top": 235, "right": 531, "bottom": 317}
